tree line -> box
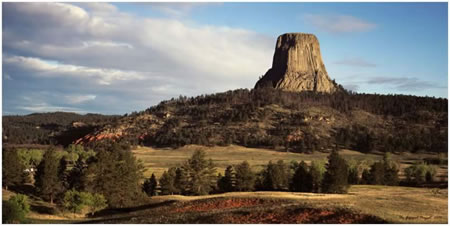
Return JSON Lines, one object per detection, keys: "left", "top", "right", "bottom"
{"left": 2, "top": 145, "right": 442, "bottom": 222}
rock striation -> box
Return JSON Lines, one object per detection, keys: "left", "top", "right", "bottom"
{"left": 255, "top": 33, "right": 337, "bottom": 93}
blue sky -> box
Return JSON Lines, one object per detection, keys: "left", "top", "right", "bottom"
{"left": 2, "top": 2, "right": 448, "bottom": 115}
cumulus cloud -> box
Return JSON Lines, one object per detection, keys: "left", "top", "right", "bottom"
{"left": 303, "top": 14, "right": 376, "bottom": 33}
{"left": 2, "top": 2, "right": 273, "bottom": 114}
{"left": 334, "top": 58, "right": 376, "bottom": 67}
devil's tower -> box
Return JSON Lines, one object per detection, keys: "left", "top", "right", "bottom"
{"left": 255, "top": 33, "right": 337, "bottom": 93}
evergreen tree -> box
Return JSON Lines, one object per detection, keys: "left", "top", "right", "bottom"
{"left": 34, "top": 149, "right": 63, "bottom": 204}
{"left": 218, "top": 166, "right": 236, "bottom": 192}
{"left": 382, "top": 153, "right": 399, "bottom": 186}
{"left": 182, "top": 150, "right": 216, "bottom": 195}
{"left": 3, "top": 149, "right": 26, "bottom": 190}
{"left": 261, "top": 160, "right": 289, "bottom": 191}
{"left": 234, "top": 161, "right": 256, "bottom": 191}
{"left": 322, "top": 150, "right": 349, "bottom": 194}
{"left": 159, "top": 170, "right": 177, "bottom": 195}
{"left": 348, "top": 167, "right": 359, "bottom": 185}
{"left": 369, "top": 162, "right": 385, "bottom": 185}
{"left": 142, "top": 173, "right": 158, "bottom": 196}
{"left": 290, "top": 161, "right": 312, "bottom": 192}
{"left": 174, "top": 167, "right": 189, "bottom": 195}
{"left": 360, "top": 168, "right": 371, "bottom": 184}
{"left": 82, "top": 145, "right": 144, "bottom": 208}
{"left": 310, "top": 161, "right": 325, "bottom": 193}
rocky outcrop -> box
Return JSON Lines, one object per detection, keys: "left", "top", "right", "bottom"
{"left": 255, "top": 33, "right": 337, "bottom": 93}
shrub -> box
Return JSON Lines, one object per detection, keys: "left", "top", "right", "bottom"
{"left": 2, "top": 195, "right": 30, "bottom": 223}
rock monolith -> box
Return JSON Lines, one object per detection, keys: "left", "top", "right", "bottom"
{"left": 255, "top": 33, "right": 337, "bottom": 93}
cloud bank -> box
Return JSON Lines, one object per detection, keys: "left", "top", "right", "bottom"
{"left": 3, "top": 2, "right": 273, "bottom": 114}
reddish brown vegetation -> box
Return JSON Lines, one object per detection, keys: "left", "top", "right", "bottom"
{"left": 219, "top": 208, "right": 384, "bottom": 224}
{"left": 172, "top": 198, "right": 266, "bottom": 213}
{"left": 171, "top": 198, "right": 385, "bottom": 224}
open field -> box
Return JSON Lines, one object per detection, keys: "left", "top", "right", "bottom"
{"left": 85, "top": 185, "right": 447, "bottom": 224}
{"left": 4, "top": 185, "right": 447, "bottom": 223}
{"left": 133, "top": 144, "right": 448, "bottom": 179}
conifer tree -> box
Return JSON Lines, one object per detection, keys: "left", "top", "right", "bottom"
{"left": 261, "top": 160, "right": 289, "bottom": 191}
{"left": 218, "top": 166, "right": 236, "bottom": 192}
{"left": 360, "top": 168, "right": 371, "bottom": 184}
{"left": 143, "top": 173, "right": 158, "bottom": 196}
{"left": 182, "top": 150, "right": 216, "bottom": 195}
{"left": 159, "top": 170, "right": 176, "bottom": 195}
{"left": 234, "top": 161, "right": 256, "bottom": 191}
{"left": 310, "top": 161, "right": 325, "bottom": 193}
{"left": 35, "top": 149, "right": 63, "bottom": 204}
{"left": 174, "top": 167, "right": 189, "bottom": 195}
{"left": 383, "top": 153, "right": 399, "bottom": 186}
{"left": 82, "top": 145, "right": 144, "bottom": 208}
{"left": 348, "top": 167, "right": 359, "bottom": 185}
{"left": 3, "top": 149, "right": 26, "bottom": 190}
{"left": 290, "top": 161, "right": 312, "bottom": 192}
{"left": 322, "top": 150, "right": 349, "bottom": 194}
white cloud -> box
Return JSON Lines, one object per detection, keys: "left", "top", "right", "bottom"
{"left": 3, "top": 2, "right": 273, "bottom": 114}
{"left": 3, "top": 55, "right": 146, "bottom": 85}
{"left": 303, "top": 14, "right": 376, "bottom": 33}
{"left": 65, "top": 95, "right": 96, "bottom": 104}
{"left": 18, "top": 103, "right": 85, "bottom": 113}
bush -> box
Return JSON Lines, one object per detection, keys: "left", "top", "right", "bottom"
{"left": 404, "top": 162, "right": 437, "bottom": 185}
{"left": 2, "top": 195, "right": 30, "bottom": 223}
{"left": 63, "top": 190, "right": 108, "bottom": 216}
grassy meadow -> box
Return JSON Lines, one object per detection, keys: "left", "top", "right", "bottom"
{"left": 133, "top": 144, "right": 447, "bottom": 179}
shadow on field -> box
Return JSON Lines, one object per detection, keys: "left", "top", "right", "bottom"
{"left": 80, "top": 200, "right": 177, "bottom": 223}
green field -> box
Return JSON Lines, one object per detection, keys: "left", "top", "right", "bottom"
{"left": 133, "top": 144, "right": 447, "bottom": 179}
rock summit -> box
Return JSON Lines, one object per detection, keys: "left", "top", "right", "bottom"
{"left": 255, "top": 33, "right": 337, "bottom": 93}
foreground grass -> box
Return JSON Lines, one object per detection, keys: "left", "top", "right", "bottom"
{"left": 4, "top": 185, "right": 446, "bottom": 223}
{"left": 86, "top": 185, "right": 447, "bottom": 224}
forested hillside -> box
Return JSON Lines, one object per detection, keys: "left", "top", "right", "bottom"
{"left": 75, "top": 87, "right": 447, "bottom": 154}
{"left": 2, "top": 112, "right": 119, "bottom": 146}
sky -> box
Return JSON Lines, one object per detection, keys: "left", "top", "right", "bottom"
{"left": 2, "top": 2, "right": 448, "bottom": 115}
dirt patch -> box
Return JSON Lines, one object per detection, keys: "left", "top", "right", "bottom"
{"left": 172, "top": 198, "right": 270, "bottom": 213}
{"left": 217, "top": 207, "right": 386, "bottom": 224}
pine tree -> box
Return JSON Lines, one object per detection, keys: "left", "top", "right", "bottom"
{"left": 218, "top": 166, "right": 236, "bottom": 192}
{"left": 322, "top": 150, "right": 349, "bottom": 194}
{"left": 143, "top": 173, "right": 158, "bottom": 196}
{"left": 290, "top": 161, "right": 312, "bottom": 192}
{"left": 361, "top": 168, "right": 371, "bottom": 184}
{"left": 3, "top": 149, "right": 26, "bottom": 190}
{"left": 310, "top": 161, "right": 325, "bottom": 193}
{"left": 182, "top": 150, "right": 216, "bottom": 195}
{"left": 348, "top": 167, "right": 359, "bottom": 185}
{"left": 35, "top": 149, "right": 63, "bottom": 204}
{"left": 159, "top": 170, "right": 176, "bottom": 195}
{"left": 261, "top": 160, "right": 289, "bottom": 191}
{"left": 234, "top": 161, "right": 256, "bottom": 191}
{"left": 369, "top": 162, "right": 385, "bottom": 185}
{"left": 383, "top": 153, "right": 399, "bottom": 186}
{"left": 82, "top": 145, "right": 144, "bottom": 208}
{"left": 174, "top": 167, "right": 189, "bottom": 195}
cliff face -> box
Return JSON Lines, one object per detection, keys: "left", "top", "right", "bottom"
{"left": 255, "top": 33, "right": 337, "bottom": 93}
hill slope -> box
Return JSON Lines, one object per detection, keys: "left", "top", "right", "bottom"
{"left": 75, "top": 88, "right": 447, "bottom": 155}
